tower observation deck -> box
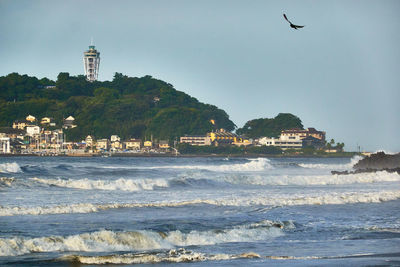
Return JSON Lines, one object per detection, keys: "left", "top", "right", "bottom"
{"left": 83, "top": 43, "right": 100, "bottom": 82}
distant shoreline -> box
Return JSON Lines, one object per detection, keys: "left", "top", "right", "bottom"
{"left": 0, "top": 152, "right": 357, "bottom": 158}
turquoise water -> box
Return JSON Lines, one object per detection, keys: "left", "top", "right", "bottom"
{"left": 0, "top": 156, "right": 399, "bottom": 266}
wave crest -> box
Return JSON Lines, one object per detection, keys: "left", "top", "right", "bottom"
{"left": 299, "top": 155, "right": 363, "bottom": 170}
{"left": 154, "top": 158, "right": 274, "bottom": 172}
{"left": 0, "top": 162, "right": 22, "bottom": 173}
{"left": 0, "top": 220, "right": 286, "bottom": 256}
{"left": 64, "top": 249, "right": 260, "bottom": 264}
{"left": 30, "top": 177, "right": 169, "bottom": 191}
{"left": 2, "top": 190, "right": 399, "bottom": 216}
{"left": 221, "top": 171, "right": 400, "bottom": 186}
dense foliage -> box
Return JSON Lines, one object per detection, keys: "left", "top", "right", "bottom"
{"left": 0, "top": 72, "right": 236, "bottom": 141}
{"left": 236, "top": 113, "right": 303, "bottom": 138}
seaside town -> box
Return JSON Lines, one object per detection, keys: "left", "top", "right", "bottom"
{"left": 0, "top": 44, "right": 347, "bottom": 156}
{"left": 0, "top": 113, "right": 336, "bottom": 156}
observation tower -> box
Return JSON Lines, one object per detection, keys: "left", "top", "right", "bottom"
{"left": 83, "top": 41, "right": 100, "bottom": 82}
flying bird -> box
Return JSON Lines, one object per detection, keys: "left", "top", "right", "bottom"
{"left": 283, "top": 14, "right": 304, "bottom": 30}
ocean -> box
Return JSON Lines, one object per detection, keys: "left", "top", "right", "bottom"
{"left": 0, "top": 156, "right": 399, "bottom": 266}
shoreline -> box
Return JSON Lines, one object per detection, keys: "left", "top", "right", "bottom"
{"left": 0, "top": 152, "right": 358, "bottom": 158}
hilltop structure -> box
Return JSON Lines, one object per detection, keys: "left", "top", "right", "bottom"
{"left": 83, "top": 41, "right": 100, "bottom": 82}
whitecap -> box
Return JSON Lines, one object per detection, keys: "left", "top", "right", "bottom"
{"left": 221, "top": 170, "right": 400, "bottom": 186}
{"left": 0, "top": 162, "right": 22, "bottom": 173}
{"left": 0, "top": 220, "right": 286, "bottom": 256}
{"left": 2, "top": 190, "right": 399, "bottom": 217}
{"left": 30, "top": 177, "right": 169, "bottom": 191}
{"left": 63, "top": 249, "right": 260, "bottom": 264}
{"left": 299, "top": 155, "right": 363, "bottom": 170}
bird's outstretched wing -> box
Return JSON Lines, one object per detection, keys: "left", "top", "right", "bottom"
{"left": 283, "top": 13, "right": 305, "bottom": 30}
{"left": 283, "top": 14, "right": 292, "bottom": 24}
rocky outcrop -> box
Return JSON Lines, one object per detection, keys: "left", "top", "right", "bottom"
{"left": 331, "top": 152, "right": 400, "bottom": 175}
{"left": 353, "top": 152, "right": 400, "bottom": 171}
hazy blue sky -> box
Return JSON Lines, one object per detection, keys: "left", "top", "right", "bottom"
{"left": 1, "top": 0, "right": 399, "bottom": 152}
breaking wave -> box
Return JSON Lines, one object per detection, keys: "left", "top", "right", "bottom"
{"left": 63, "top": 249, "right": 260, "bottom": 264}
{"left": 61, "top": 251, "right": 397, "bottom": 265}
{"left": 196, "top": 158, "right": 274, "bottom": 172}
{"left": 220, "top": 170, "right": 400, "bottom": 186}
{"left": 131, "top": 158, "right": 274, "bottom": 172}
{"left": 0, "top": 162, "right": 22, "bottom": 173}
{"left": 30, "top": 177, "right": 169, "bottom": 191}
{"left": 299, "top": 155, "right": 363, "bottom": 170}
{"left": 2, "top": 190, "right": 399, "bottom": 216}
{"left": 0, "top": 220, "right": 288, "bottom": 256}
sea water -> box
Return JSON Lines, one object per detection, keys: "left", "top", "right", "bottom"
{"left": 0, "top": 156, "right": 399, "bottom": 266}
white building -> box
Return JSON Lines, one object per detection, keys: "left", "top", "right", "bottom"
{"left": 83, "top": 42, "right": 100, "bottom": 82}
{"left": 110, "top": 135, "right": 120, "bottom": 142}
{"left": 26, "top": 125, "right": 41, "bottom": 137}
{"left": 258, "top": 136, "right": 302, "bottom": 150}
{"left": 0, "top": 137, "right": 11, "bottom": 153}
{"left": 180, "top": 135, "right": 211, "bottom": 146}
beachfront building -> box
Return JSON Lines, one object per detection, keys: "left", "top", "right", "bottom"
{"left": 180, "top": 135, "right": 211, "bottom": 146}
{"left": 26, "top": 125, "right": 41, "bottom": 137}
{"left": 158, "top": 140, "right": 170, "bottom": 149}
{"left": 124, "top": 139, "right": 141, "bottom": 150}
{"left": 144, "top": 141, "right": 153, "bottom": 148}
{"left": 0, "top": 137, "right": 11, "bottom": 153}
{"left": 233, "top": 136, "right": 252, "bottom": 147}
{"left": 257, "top": 127, "right": 326, "bottom": 150}
{"left": 281, "top": 128, "right": 326, "bottom": 141}
{"left": 180, "top": 129, "right": 250, "bottom": 147}
{"left": 110, "top": 135, "right": 122, "bottom": 150}
{"left": 208, "top": 129, "right": 237, "bottom": 143}
{"left": 96, "top": 139, "right": 110, "bottom": 151}
{"left": 258, "top": 136, "right": 303, "bottom": 150}
{"left": 83, "top": 42, "right": 100, "bottom": 82}
{"left": 110, "top": 135, "right": 120, "bottom": 142}
{"left": 85, "top": 135, "right": 94, "bottom": 147}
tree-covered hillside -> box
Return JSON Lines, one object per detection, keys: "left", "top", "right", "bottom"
{"left": 236, "top": 113, "right": 303, "bottom": 138}
{"left": 0, "top": 72, "right": 235, "bottom": 141}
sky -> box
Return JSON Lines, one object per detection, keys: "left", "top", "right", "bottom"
{"left": 1, "top": 0, "right": 399, "bottom": 152}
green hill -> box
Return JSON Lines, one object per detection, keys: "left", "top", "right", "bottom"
{"left": 0, "top": 72, "right": 235, "bottom": 142}
{"left": 236, "top": 113, "right": 303, "bottom": 138}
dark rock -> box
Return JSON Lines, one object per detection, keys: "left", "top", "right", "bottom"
{"left": 331, "top": 152, "right": 400, "bottom": 175}
{"left": 353, "top": 152, "right": 400, "bottom": 171}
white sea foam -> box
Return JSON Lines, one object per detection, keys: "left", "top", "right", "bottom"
{"left": 172, "top": 158, "right": 274, "bottom": 172}
{"left": 65, "top": 249, "right": 260, "bottom": 264}
{"left": 2, "top": 190, "right": 399, "bottom": 216}
{"left": 0, "top": 220, "right": 285, "bottom": 256}
{"left": 30, "top": 177, "right": 169, "bottom": 191}
{"left": 104, "top": 158, "right": 274, "bottom": 172}
{"left": 0, "top": 203, "right": 101, "bottom": 216}
{"left": 211, "top": 190, "right": 400, "bottom": 207}
{"left": 0, "top": 162, "right": 22, "bottom": 173}
{"left": 64, "top": 251, "right": 382, "bottom": 264}
{"left": 0, "top": 177, "right": 15, "bottom": 186}
{"left": 221, "top": 170, "right": 400, "bottom": 186}
{"left": 299, "top": 155, "right": 363, "bottom": 170}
